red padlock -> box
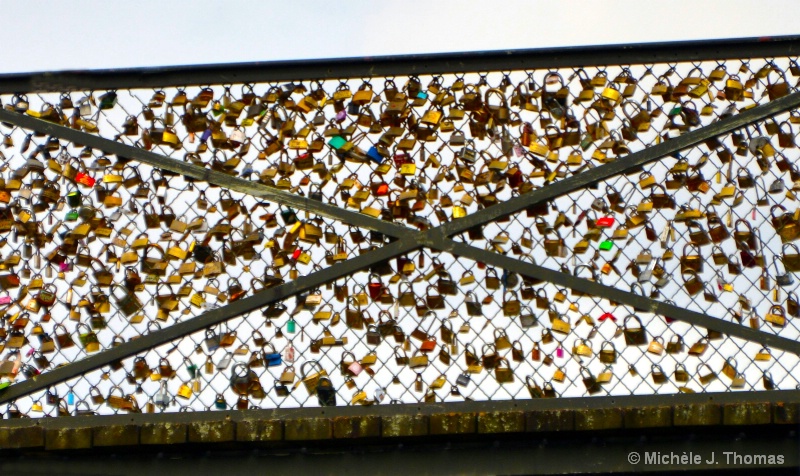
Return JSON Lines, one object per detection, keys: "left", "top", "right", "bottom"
{"left": 507, "top": 167, "right": 523, "bottom": 188}
{"left": 368, "top": 274, "right": 383, "bottom": 300}
{"left": 596, "top": 217, "right": 615, "bottom": 228}
{"left": 75, "top": 172, "right": 96, "bottom": 187}
{"left": 531, "top": 343, "right": 541, "bottom": 361}
{"left": 420, "top": 337, "right": 437, "bottom": 353}
{"left": 393, "top": 152, "right": 409, "bottom": 167}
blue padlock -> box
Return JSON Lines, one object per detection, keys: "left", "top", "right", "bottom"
{"left": 367, "top": 146, "right": 383, "bottom": 164}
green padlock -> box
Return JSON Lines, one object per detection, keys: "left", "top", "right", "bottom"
{"left": 327, "top": 135, "right": 347, "bottom": 150}
{"left": 287, "top": 318, "right": 296, "bottom": 334}
{"left": 65, "top": 209, "right": 79, "bottom": 221}
{"left": 599, "top": 240, "right": 614, "bottom": 251}
{"left": 99, "top": 91, "right": 118, "bottom": 110}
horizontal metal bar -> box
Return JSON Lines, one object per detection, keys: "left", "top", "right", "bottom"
{"left": 439, "top": 90, "right": 800, "bottom": 238}
{"left": 0, "top": 388, "right": 795, "bottom": 430}
{"left": 0, "top": 109, "right": 409, "bottom": 239}
{"left": 443, "top": 240, "right": 800, "bottom": 355}
{"left": 1, "top": 36, "right": 800, "bottom": 93}
{"left": 0, "top": 238, "right": 422, "bottom": 404}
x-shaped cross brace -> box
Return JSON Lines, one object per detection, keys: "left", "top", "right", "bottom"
{"left": 1, "top": 91, "right": 800, "bottom": 403}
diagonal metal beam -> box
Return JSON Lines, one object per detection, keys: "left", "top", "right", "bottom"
{"left": 437, "top": 90, "right": 800, "bottom": 238}
{"left": 0, "top": 109, "right": 409, "bottom": 239}
{"left": 441, "top": 239, "right": 800, "bottom": 355}
{"left": 0, "top": 238, "right": 422, "bottom": 404}
{"left": 3, "top": 92, "right": 800, "bottom": 402}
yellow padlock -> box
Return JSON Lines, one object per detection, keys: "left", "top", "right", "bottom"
{"left": 177, "top": 383, "right": 193, "bottom": 399}
{"left": 529, "top": 143, "right": 549, "bottom": 157}
{"left": 400, "top": 163, "right": 417, "bottom": 175}
{"left": 190, "top": 293, "right": 205, "bottom": 308}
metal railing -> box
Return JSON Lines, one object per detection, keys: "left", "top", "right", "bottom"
{"left": 0, "top": 36, "right": 798, "bottom": 416}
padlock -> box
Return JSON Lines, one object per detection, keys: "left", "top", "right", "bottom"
{"left": 651, "top": 364, "right": 667, "bottom": 385}
{"left": 666, "top": 335, "right": 683, "bottom": 354}
{"left": 409, "top": 351, "right": 429, "bottom": 369}
{"left": 698, "top": 363, "right": 718, "bottom": 385}
{"left": 531, "top": 342, "right": 542, "bottom": 362}
{"left": 647, "top": 336, "right": 664, "bottom": 355}
{"left": 494, "top": 358, "right": 514, "bottom": 383}
{"left": 623, "top": 315, "right": 647, "bottom": 346}
{"left": 366, "top": 325, "right": 381, "bottom": 346}
{"left": 502, "top": 291, "right": 521, "bottom": 316}
{"left": 573, "top": 338, "right": 592, "bottom": 357}
{"left": 688, "top": 338, "right": 709, "bottom": 357}
{"left": 581, "top": 367, "right": 600, "bottom": 394}
{"left": 765, "top": 305, "right": 786, "bottom": 327}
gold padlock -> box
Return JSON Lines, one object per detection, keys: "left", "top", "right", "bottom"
{"left": 647, "top": 336, "right": 664, "bottom": 355}
{"left": 177, "top": 383, "right": 193, "bottom": 399}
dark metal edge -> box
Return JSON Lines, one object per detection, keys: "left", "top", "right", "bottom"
{"left": 1, "top": 36, "right": 799, "bottom": 93}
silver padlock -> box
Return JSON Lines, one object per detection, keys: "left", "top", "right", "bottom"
{"left": 154, "top": 381, "right": 170, "bottom": 407}
{"left": 216, "top": 351, "right": 233, "bottom": 370}
{"left": 78, "top": 97, "right": 93, "bottom": 117}
{"left": 374, "top": 387, "right": 386, "bottom": 403}
{"left": 638, "top": 261, "right": 653, "bottom": 283}
{"left": 204, "top": 329, "right": 220, "bottom": 352}
{"left": 769, "top": 178, "right": 785, "bottom": 194}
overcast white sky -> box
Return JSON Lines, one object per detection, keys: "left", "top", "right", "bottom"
{"left": 0, "top": 0, "right": 798, "bottom": 73}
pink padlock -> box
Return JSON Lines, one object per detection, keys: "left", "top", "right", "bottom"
{"left": 335, "top": 109, "right": 347, "bottom": 122}
{"left": 348, "top": 360, "right": 363, "bottom": 376}
{"left": 59, "top": 262, "right": 70, "bottom": 272}
{"left": 556, "top": 346, "right": 564, "bottom": 358}
{"left": 0, "top": 296, "right": 11, "bottom": 305}
{"left": 283, "top": 344, "right": 295, "bottom": 364}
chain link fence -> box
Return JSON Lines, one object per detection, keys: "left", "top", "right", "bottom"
{"left": 0, "top": 47, "right": 797, "bottom": 417}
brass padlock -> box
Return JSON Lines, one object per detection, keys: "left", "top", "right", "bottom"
{"left": 599, "top": 341, "right": 616, "bottom": 363}
{"left": 623, "top": 315, "right": 647, "bottom": 346}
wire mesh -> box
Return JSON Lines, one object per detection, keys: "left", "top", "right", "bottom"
{"left": 0, "top": 53, "right": 798, "bottom": 417}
